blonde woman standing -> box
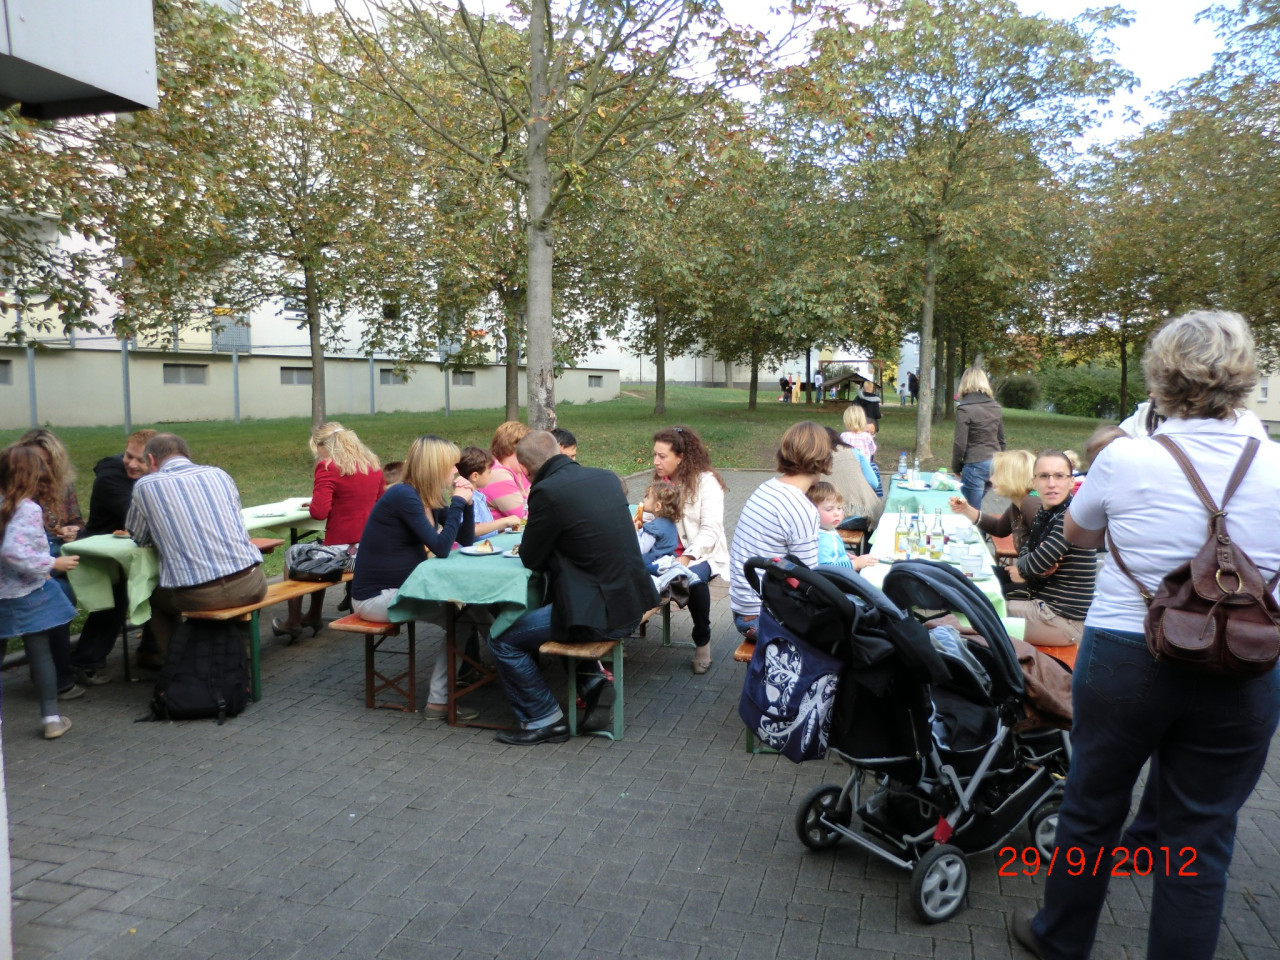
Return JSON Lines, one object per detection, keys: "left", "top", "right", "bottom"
{"left": 951, "top": 366, "right": 1006, "bottom": 510}
{"left": 274, "top": 422, "right": 383, "bottom": 639}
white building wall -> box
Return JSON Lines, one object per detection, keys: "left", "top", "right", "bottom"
{"left": 0, "top": 346, "right": 616, "bottom": 429}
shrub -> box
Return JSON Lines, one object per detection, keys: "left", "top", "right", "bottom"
{"left": 1037, "top": 364, "right": 1144, "bottom": 419}
{"left": 997, "top": 374, "right": 1040, "bottom": 410}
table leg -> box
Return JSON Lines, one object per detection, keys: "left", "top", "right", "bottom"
{"left": 444, "top": 606, "right": 515, "bottom": 731}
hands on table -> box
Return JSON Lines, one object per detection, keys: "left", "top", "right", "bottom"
{"left": 52, "top": 555, "right": 79, "bottom": 573}
{"left": 852, "top": 555, "right": 879, "bottom": 571}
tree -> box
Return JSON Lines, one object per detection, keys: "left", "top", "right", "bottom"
{"left": 779, "top": 0, "right": 1132, "bottom": 457}
{"left": 100, "top": 0, "right": 427, "bottom": 427}
{"left": 0, "top": 108, "right": 110, "bottom": 341}
{"left": 333, "top": 0, "right": 778, "bottom": 428}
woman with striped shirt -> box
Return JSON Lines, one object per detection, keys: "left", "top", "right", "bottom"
{"left": 1004, "top": 450, "right": 1096, "bottom": 646}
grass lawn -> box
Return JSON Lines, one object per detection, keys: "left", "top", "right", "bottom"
{"left": 2, "top": 384, "right": 1107, "bottom": 513}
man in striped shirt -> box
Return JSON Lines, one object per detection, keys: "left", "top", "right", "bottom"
{"left": 126, "top": 434, "right": 266, "bottom": 658}
{"left": 729, "top": 422, "right": 832, "bottom": 639}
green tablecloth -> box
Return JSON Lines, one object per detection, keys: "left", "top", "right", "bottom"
{"left": 884, "top": 472, "right": 961, "bottom": 515}
{"left": 862, "top": 511, "right": 1006, "bottom": 618}
{"left": 387, "top": 534, "right": 542, "bottom": 636}
{"left": 62, "top": 535, "right": 161, "bottom": 624}
{"left": 241, "top": 497, "right": 326, "bottom": 541}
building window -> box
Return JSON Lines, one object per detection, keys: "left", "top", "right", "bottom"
{"left": 588, "top": 375, "right": 603, "bottom": 388}
{"left": 1261, "top": 377, "right": 1269, "bottom": 401}
{"left": 451, "top": 370, "right": 475, "bottom": 386}
{"left": 280, "top": 366, "right": 312, "bottom": 386}
{"left": 379, "top": 368, "right": 406, "bottom": 386}
{"left": 0, "top": 359, "right": 11, "bottom": 385}
{"left": 162, "top": 363, "right": 207, "bottom": 385}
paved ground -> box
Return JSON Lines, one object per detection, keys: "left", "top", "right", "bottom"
{"left": 3, "top": 469, "right": 1277, "bottom": 960}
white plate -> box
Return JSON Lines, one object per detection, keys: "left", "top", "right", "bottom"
{"left": 503, "top": 549, "right": 521, "bottom": 559}
{"left": 458, "top": 545, "right": 502, "bottom": 557}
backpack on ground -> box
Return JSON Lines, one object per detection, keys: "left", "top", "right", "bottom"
{"left": 1110, "top": 435, "right": 1280, "bottom": 677}
{"left": 149, "top": 619, "right": 250, "bottom": 724}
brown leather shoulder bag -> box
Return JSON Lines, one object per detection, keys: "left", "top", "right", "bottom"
{"left": 1109, "top": 435, "right": 1280, "bottom": 677}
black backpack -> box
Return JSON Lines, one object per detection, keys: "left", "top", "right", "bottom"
{"left": 149, "top": 619, "right": 251, "bottom": 724}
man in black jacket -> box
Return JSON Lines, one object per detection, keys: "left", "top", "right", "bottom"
{"left": 71, "top": 429, "right": 157, "bottom": 682}
{"left": 489, "top": 431, "right": 659, "bottom": 745}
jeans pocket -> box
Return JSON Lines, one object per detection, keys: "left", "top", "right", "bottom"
{"left": 1239, "top": 671, "right": 1280, "bottom": 727}
{"left": 1085, "top": 629, "right": 1156, "bottom": 705}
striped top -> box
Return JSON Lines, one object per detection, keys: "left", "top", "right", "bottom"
{"left": 1014, "top": 506, "right": 1096, "bottom": 621}
{"left": 126, "top": 457, "right": 263, "bottom": 588}
{"left": 729, "top": 478, "right": 820, "bottom": 616}
{"left": 483, "top": 459, "right": 531, "bottom": 520}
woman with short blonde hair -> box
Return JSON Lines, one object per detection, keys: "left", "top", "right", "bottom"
{"left": 952, "top": 366, "right": 1005, "bottom": 510}
{"left": 309, "top": 421, "right": 381, "bottom": 477}
{"left": 1016, "top": 309, "right": 1280, "bottom": 960}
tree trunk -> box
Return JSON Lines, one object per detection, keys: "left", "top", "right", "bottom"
{"left": 725, "top": 358, "right": 732, "bottom": 389}
{"left": 944, "top": 318, "right": 956, "bottom": 420}
{"left": 304, "top": 260, "right": 326, "bottom": 429}
{"left": 915, "top": 236, "right": 938, "bottom": 460}
{"left": 524, "top": 0, "right": 556, "bottom": 430}
{"left": 804, "top": 347, "right": 812, "bottom": 404}
{"left": 653, "top": 298, "right": 667, "bottom": 416}
{"left": 747, "top": 333, "right": 761, "bottom": 411}
{"left": 1118, "top": 319, "right": 1129, "bottom": 417}
{"left": 504, "top": 305, "right": 520, "bottom": 422}
{"left": 932, "top": 313, "right": 946, "bottom": 422}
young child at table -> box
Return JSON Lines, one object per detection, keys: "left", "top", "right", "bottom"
{"left": 807, "top": 482, "right": 878, "bottom": 572}
{"left": 635, "top": 482, "right": 682, "bottom": 571}
{"left": 0, "top": 445, "right": 80, "bottom": 740}
{"left": 382, "top": 460, "right": 404, "bottom": 490}
{"left": 456, "top": 447, "right": 523, "bottom": 541}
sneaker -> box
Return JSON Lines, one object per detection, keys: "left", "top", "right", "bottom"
{"left": 43, "top": 717, "right": 72, "bottom": 740}
{"left": 57, "top": 684, "right": 86, "bottom": 701}
{"left": 75, "top": 668, "right": 111, "bottom": 686}
{"left": 424, "top": 704, "right": 479, "bottom": 722}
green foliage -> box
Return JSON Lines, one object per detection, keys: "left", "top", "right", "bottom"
{"left": 997, "top": 374, "right": 1041, "bottom": 411}
{"left": 1038, "top": 364, "right": 1144, "bottom": 420}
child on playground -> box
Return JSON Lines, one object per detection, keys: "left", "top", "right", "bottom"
{"left": 807, "top": 481, "right": 879, "bottom": 572}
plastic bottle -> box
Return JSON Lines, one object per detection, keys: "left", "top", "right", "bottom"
{"left": 895, "top": 513, "right": 909, "bottom": 557}
{"left": 898, "top": 451, "right": 908, "bottom": 479}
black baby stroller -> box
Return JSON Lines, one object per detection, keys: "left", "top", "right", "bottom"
{"left": 740, "top": 556, "right": 1071, "bottom": 923}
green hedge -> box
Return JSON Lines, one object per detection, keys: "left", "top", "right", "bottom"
{"left": 1037, "top": 364, "right": 1144, "bottom": 420}
{"left": 997, "top": 374, "right": 1040, "bottom": 410}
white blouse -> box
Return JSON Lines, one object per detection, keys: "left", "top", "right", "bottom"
{"left": 676, "top": 470, "right": 730, "bottom": 581}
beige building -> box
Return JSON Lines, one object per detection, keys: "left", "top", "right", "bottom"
{"left": 1244, "top": 372, "right": 1277, "bottom": 436}
{"left": 0, "top": 341, "right": 617, "bottom": 430}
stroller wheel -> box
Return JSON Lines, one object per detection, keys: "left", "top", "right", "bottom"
{"left": 910, "top": 844, "right": 969, "bottom": 923}
{"left": 1029, "top": 798, "right": 1062, "bottom": 861}
{"left": 795, "top": 785, "right": 848, "bottom": 851}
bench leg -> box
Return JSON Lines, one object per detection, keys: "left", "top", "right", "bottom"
{"left": 610, "top": 643, "right": 624, "bottom": 741}
{"left": 565, "top": 661, "right": 579, "bottom": 737}
{"left": 248, "top": 611, "right": 262, "bottom": 701}
{"left": 366, "top": 625, "right": 416, "bottom": 712}
{"left": 579, "top": 643, "right": 624, "bottom": 741}
{"left": 661, "top": 604, "right": 671, "bottom": 646}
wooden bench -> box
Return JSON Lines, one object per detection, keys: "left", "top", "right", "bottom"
{"left": 249, "top": 537, "right": 286, "bottom": 555}
{"left": 539, "top": 637, "right": 625, "bottom": 740}
{"left": 184, "top": 573, "right": 352, "bottom": 700}
{"left": 636, "top": 597, "right": 674, "bottom": 645}
{"left": 734, "top": 640, "right": 772, "bottom": 754}
{"left": 329, "top": 615, "right": 418, "bottom": 712}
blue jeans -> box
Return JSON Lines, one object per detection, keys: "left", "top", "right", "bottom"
{"left": 960, "top": 459, "right": 992, "bottom": 512}
{"left": 1032, "top": 626, "right": 1280, "bottom": 960}
{"left": 488, "top": 606, "right": 627, "bottom": 730}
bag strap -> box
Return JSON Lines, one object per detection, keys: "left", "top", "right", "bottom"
{"left": 1108, "top": 435, "right": 1260, "bottom": 605}
{"left": 1152, "top": 434, "right": 1259, "bottom": 517}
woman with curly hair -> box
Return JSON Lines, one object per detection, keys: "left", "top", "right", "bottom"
{"left": 651, "top": 426, "right": 729, "bottom": 674}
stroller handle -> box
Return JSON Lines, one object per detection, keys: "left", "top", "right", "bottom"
{"left": 743, "top": 555, "right": 860, "bottom": 625}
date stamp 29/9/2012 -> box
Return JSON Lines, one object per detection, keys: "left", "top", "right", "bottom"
{"left": 998, "top": 846, "right": 1199, "bottom": 879}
